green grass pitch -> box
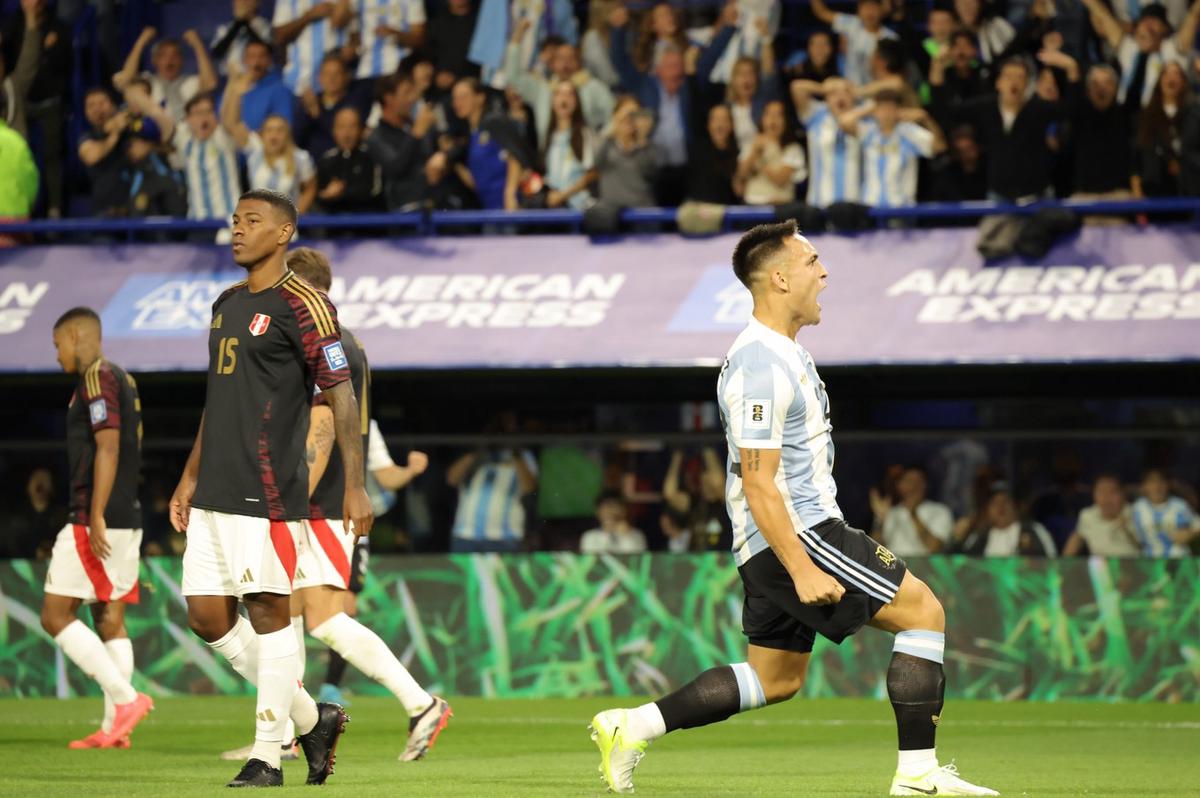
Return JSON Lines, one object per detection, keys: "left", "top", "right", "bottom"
{"left": 1, "top": 696, "right": 1196, "bottom": 797}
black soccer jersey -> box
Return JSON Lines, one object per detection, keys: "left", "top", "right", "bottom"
{"left": 67, "top": 358, "right": 143, "bottom": 528}
{"left": 191, "top": 270, "right": 350, "bottom": 520}
{"left": 309, "top": 330, "right": 370, "bottom": 520}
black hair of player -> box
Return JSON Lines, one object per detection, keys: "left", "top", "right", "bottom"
{"left": 239, "top": 188, "right": 298, "bottom": 228}
{"left": 54, "top": 307, "right": 101, "bottom": 331}
{"left": 286, "top": 247, "right": 333, "bottom": 291}
{"left": 731, "top": 219, "right": 799, "bottom": 289}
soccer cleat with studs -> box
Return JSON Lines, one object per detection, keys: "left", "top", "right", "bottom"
{"left": 890, "top": 762, "right": 999, "bottom": 796}
{"left": 589, "top": 709, "right": 649, "bottom": 794}
{"left": 298, "top": 702, "right": 349, "bottom": 785}
{"left": 226, "top": 758, "right": 283, "bottom": 788}
{"left": 400, "top": 696, "right": 453, "bottom": 761}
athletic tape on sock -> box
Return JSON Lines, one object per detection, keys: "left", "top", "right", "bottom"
{"left": 893, "top": 630, "right": 945, "bottom": 665}
{"left": 730, "top": 662, "right": 766, "bottom": 711}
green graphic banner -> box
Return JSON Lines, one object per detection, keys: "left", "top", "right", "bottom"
{"left": 0, "top": 556, "right": 1196, "bottom": 701}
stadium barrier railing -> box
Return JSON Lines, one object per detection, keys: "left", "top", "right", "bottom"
{"left": 1, "top": 198, "right": 1198, "bottom": 242}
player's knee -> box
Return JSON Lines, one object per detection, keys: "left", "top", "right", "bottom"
{"left": 187, "top": 607, "right": 227, "bottom": 643}
{"left": 95, "top": 615, "right": 126, "bottom": 641}
{"left": 40, "top": 604, "right": 68, "bottom": 637}
{"left": 917, "top": 582, "right": 945, "bottom": 632}
{"left": 762, "top": 672, "right": 805, "bottom": 703}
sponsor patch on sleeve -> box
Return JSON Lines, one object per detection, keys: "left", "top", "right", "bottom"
{"left": 744, "top": 399, "right": 771, "bottom": 430}
{"left": 323, "top": 341, "right": 348, "bottom": 371}
{"left": 89, "top": 399, "right": 109, "bottom": 424}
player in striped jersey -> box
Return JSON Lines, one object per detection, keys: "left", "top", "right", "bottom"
{"left": 42, "top": 308, "right": 154, "bottom": 750}
{"left": 1130, "top": 469, "right": 1200, "bottom": 557}
{"left": 591, "top": 222, "right": 998, "bottom": 797}
{"left": 274, "top": 0, "right": 354, "bottom": 94}
{"left": 840, "top": 90, "right": 945, "bottom": 208}
{"left": 355, "top": 0, "right": 427, "bottom": 80}
{"left": 790, "top": 77, "right": 863, "bottom": 206}
{"left": 171, "top": 93, "right": 243, "bottom": 229}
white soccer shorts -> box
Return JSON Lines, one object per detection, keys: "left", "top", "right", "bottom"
{"left": 45, "top": 524, "right": 142, "bottom": 604}
{"left": 182, "top": 509, "right": 300, "bottom": 597}
{"left": 294, "top": 517, "right": 354, "bottom": 591}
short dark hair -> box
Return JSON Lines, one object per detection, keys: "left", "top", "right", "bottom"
{"left": 85, "top": 86, "right": 116, "bottom": 104}
{"left": 1093, "top": 473, "right": 1123, "bottom": 489}
{"left": 244, "top": 39, "right": 273, "bottom": 56}
{"left": 184, "top": 91, "right": 216, "bottom": 115}
{"left": 375, "top": 70, "right": 414, "bottom": 103}
{"left": 54, "top": 307, "right": 101, "bottom": 330}
{"left": 238, "top": 188, "right": 298, "bottom": 227}
{"left": 595, "top": 489, "right": 624, "bottom": 508}
{"left": 873, "top": 39, "right": 906, "bottom": 75}
{"left": 286, "top": 247, "right": 333, "bottom": 291}
{"left": 541, "top": 34, "right": 567, "bottom": 51}
{"left": 320, "top": 49, "right": 348, "bottom": 69}
{"left": 950, "top": 27, "right": 976, "bottom": 48}
{"left": 998, "top": 56, "right": 1030, "bottom": 79}
{"left": 455, "top": 76, "right": 485, "bottom": 96}
{"left": 875, "top": 88, "right": 903, "bottom": 106}
{"left": 731, "top": 220, "right": 798, "bottom": 288}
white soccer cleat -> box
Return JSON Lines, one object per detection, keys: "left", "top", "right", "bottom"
{"left": 589, "top": 709, "right": 649, "bottom": 795}
{"left": 890, "top": 762, "right": 999, "bottom": 796}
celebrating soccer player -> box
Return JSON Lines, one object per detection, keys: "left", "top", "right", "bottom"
{"left": 169, "top": 189, "right": 373, "bottom": 788}
{"left": 41, "top": 307, "right": 154, "bottom": 749}
{"left": 590, "top": 221, "right": 998, "bottom": 796}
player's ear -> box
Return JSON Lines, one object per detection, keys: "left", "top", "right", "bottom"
{"left": 278, "top": 222, "right": 295, "bottom": 244}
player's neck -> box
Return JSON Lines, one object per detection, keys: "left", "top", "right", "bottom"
{"left": 245, "top": 256, "right": 288, "bottom": 293}
{"left": 751, "top": 308, "right": 799, "bottom": 341}
{"left": 75, "top": 349, "right": 102, "bottom": 373}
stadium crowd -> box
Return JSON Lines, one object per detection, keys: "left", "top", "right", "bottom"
{"left": 2, "top": 0, "right": 1200, "bottom": 231}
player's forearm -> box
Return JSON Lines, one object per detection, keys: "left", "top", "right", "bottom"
{"left": 745, "top": 484, "right": 818, "bottom": 577}
{"left": 306, "top": 406, "right": 336, "bottom": 497}
{"left": 182, "top": 414, "right": 205, "bottom": 480}
{"left": 90, "top": 437, "right": 120, "bottom": 525}
{"left": 373, "top": 464, "right": 414, "bottom": 491}
{"left": 326, "top": 382, "right": 365, "bottom": 489}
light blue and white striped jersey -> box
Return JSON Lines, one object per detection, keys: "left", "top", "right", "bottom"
{"left": 1130, "top": 496, "right": 1196, "bottom": 557}
{"left": 801, "top": 101, "right": 861, "bottom": 207}
{"left": 243, "top": 132, "right": 316, "bottom": 207}
{"left": 831, "top": 13, "right": 897, "bottom": 87}
{"left": 172, "top": 125, "right": 241, "bottom": 221}
{"left": 355, "top": 0, "right": 426, "bottom": 79}
{"left": 274, "top": 0, "right": 352, "bottom": 94}
{"left": 718, "top": 316, "right": 842, "bottom": 566}
{"left": 859, "top": 119, "right": 934, "bottom": 208}
{"left": 451, "top": 450, "right": 539, "bottom": 542}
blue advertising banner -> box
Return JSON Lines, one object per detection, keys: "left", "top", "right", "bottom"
{"left": 1, "top": 227, "right": 1198, "bottom": 372}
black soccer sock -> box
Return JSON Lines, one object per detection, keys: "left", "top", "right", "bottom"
{"left": 887, "top": 651, "right": 945, "bottom": 751}
{"left": 325, "top": 649, "right": 348, "bottom": 687}
{"left": 655, "top": 663, "right": 764, "bottom": 733}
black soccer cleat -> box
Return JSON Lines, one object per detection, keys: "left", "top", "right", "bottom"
{"left": 226, "top": 758, "right": 283, "bottom": 788}
{"left": 298, "top": 702, "right": 350, "bottom": 785}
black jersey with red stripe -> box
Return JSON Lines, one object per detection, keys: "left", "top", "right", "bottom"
{"left": 192, "top": 270, "right": 350, "bottom": 520}
{"left": 309, "top": 329, "right": 370, "bottom": 520}
{"left": 67, "top": 358, "right": 143, "bottom": 528}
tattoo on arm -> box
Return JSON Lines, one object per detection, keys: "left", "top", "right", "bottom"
{"left": 745, "top": 449, "right": 761, "bottom": 472}
{"left": 307, "top": 413, "right": 334, "bottom": 465}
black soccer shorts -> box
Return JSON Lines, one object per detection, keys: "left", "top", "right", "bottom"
{"left": 737, "top": 518, "right": 908, "bottom": 653}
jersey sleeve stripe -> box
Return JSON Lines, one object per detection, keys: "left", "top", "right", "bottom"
{"left": 85, "top": 361, "right": 101, "bottom": 398}
{"left": 285, "top": 276, "right": 336, "bottom": 338}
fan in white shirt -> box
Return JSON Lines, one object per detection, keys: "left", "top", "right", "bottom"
{"left": 870, "top": 466, "right": 954, "bottom": 557}
{"left": 580, "top": 491, "right": 648, "bottom": 555}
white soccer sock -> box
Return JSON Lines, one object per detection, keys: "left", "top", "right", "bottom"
{"left": 898, "top": 748, "right": 938, "bottom": 775}
{"left": 311, "top": 612, "right": 432, "bottom": 716}
{"left": 207, "top": 616, "right": 320, "bottom": 737}
{"left": 283, "top": 615, "right": 305, "bottom": 744}
{"left": 624, "top": 702, "right": 667, "bottom": 743}
{"left": 250, "top": 627, "right": 300, "bottom": 768}
{"left": 54, "top": 620, "right": 136, "bottom": 705}
{"left": 101, "top": 637, "right": 135, "bottom": 733}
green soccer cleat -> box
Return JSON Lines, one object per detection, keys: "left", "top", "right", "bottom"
{"left": 890, "top": 762, "right": 999, "bottom": 796}
{"left": 589, "top": 709, "right": 649, "bottom": 795}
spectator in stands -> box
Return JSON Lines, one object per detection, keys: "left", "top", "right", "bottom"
{"left": 1063, "top": 64, "right": 1134, "bottom": 220}
{"left": 711, "top": 49, "right": 779, "bottom": 152}
{"left": 504, "top": 19, "right": 615, "bottom": 147}
{"left": 0, "top": 1, "right": 42, "bottom": 140}
{"left": 355, "top": 0, "right": 426, "bottom": 81}
{"left": 172, "top": 93, "right": 243, "bottom": 231}
{"left": 790, "top": 77, "right": 863, "bottom": 206}
{"left": 368, "top": 71, "right": 435, "bottom": 212}
{"left": 295, "top": 52, "right": 374, "bottom": 159}
{"left": 809, "top": 0, "right": 897, "bottom": 87}
{"left": 927, "top": 29, "right": 990, "bottom": 131}
{"left": 505, "top": 0, "right": 580, "bottom": 79}
{"left": 316, "top": 107, "right": 382, "bottom": 213}
{"left": 1130, "top": 468, "right": 1200, "bottom": 557}
{"left": 841, "top": 90, "right": 945, "bottom": 208}
{"left": 661, "top": 448, "right": 730, "bottom": 553}
{"left": 582, "top": 0, "right": 623, "bottom": 88}
{"left": 221, "top": 68, "right": 316, "bottom": 213}
{"left": 930, "top": 123, "right": 988, "bottom": 201}
{"left": 3, "top": 0, "right": 69, "bottom": 218}
{"left": 1062, "top": 474, "right": 1140, "bottom": 556}
{"left": 504, "top": 86, "right": 540, "bottom": 159}
{"left": 958, "top": 485, "right": 1057, "bottom": 556}
{"left": 785, "top": 29, "right": 840, "bottom": 84}
{"left": 610, "top": 12, "right": 693, "bottom": 204}
{"left": 616, "top": 2, "right": 690, "bottom": 75}
{"left": 541, "top": 82, "right": 598, "bottom": 209}
{"left": 737, "top": 99, "right": 805, "bottom": 205}
{"left": 951, "top": 55, "right": 1077, "bottom": 202}
{"left": 685, "top": 103, "right": 741, "bottom": 204}
{"left": 953, "top": 0, "right": 1016, "bottom": 64}
{"left": 122, "top": 122, "right": 188, "bottom": 219}
{"left": 78, "top": 89, "right": 134, "bottom": 217}
{"left": 580, "top": 490, "right": 648, "bottom": 554}
{"left": 444, "top": 77, "right": 529, "bottom": 210}
{"left": 4, "top": 467, "right": 65, "bottom": 559}
{"left": 114, "top": 27, "right": 218, "bottom": 124}
{"left": 871, "top": 465, "right": 954, "bottom": 556}
{"left": 238, "top": 40, "right": 295, "bottom": 130}
{"left": 447, "top": 443, "right": 539, "bottom": 553}
{"left": 210, "top": 0, "right": 273, "bottom": 76}
{"left": 921, "top": 7, "right": 958, "bottom": 68}
{"left": 595, "top": 95, "right": 658, "bottom": 208}
{"left": 1079, "top": 0, "right": 1200, "bottom": 111}
{"left": 0, "top": 108, "right": 37, "bottom": 238}
{"left": 1133, "top": 63, "right": 1200, "bottom": 197}
{"left": 428, "top": 0, "right": 480, "bottom": 88}
{"left": 273, "top": 0, "right": 353, "bottom": 94}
